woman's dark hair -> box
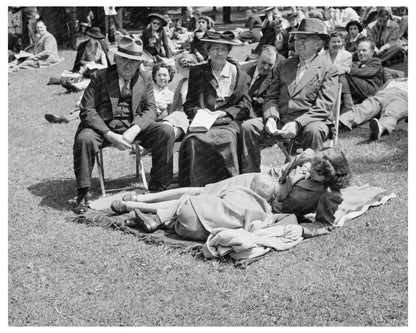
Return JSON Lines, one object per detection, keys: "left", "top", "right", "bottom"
{"left": 151, "top": 62, "right": 175, "bottom": 83}
{"left": 312, "top": 147, "right": 351, "bottom": 191}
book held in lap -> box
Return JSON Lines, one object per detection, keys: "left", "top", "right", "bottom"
{"left": 188, "top": 109, "right": 219, "bottom": 133}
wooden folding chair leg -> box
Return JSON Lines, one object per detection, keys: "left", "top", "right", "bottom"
{"left": 96, "top": 149, "right": 106, "bottom": 196}
{"left": 135, "top": 143, "right": 148, "bottom": 190}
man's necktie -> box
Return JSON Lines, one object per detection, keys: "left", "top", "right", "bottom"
{"left": 249, "top": 75, "right": 263, "bottom": 97}
{"left": 121, "top": 80, "right": 130, "bottom": 98}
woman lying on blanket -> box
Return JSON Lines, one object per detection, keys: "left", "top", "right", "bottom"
{"left": 111, "top": 147, "right": 351, "bottom": 239}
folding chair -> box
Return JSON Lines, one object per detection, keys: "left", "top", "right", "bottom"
{"left": 95, "top": 141, "right": 148, "bottom": 196}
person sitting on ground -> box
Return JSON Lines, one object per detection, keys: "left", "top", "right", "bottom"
{"left": 366, "top": 7, "right": 407, "bottom": 66}
{"left": 338, "top": 38, "right": 384, "bottom": 113}
{"left": 189, "top": 15, "right": 215, "bottom": 63}
{"left": 72, "top": 36, "right": 176, "bottom": 214}
{"left": 177, "top": 7, "right": 197, "bottom": 34}
{"left": 11, "top": 20, "right": 61, "bottom": 70}
{"left": 252, "top": 7, "right": 281, "bottom": 56}
{"left": 72, "top": 26, "right": 109, "bottom": 75}
{"left": 178, "top": 31, "right": 252, "bottom": 187}
{"left": 111, "top": 147, "right": 351, "bottom": 240}
{"left": 240, "top": 18, "right": 338, "bottom": 174}
{"left": 141, "top": 13, "right": 172, "bottom": 59}
{"left": 236, "top": 7, "right": 262, "bottom": 44}
{"left": 344, "top": 20, "right": 366, "bottom": 58}
{"left": 322, "top": 31, "right": 352, "bottom": 75}
{"left": 339, "top": 77, "right": 407, "bottom": 141}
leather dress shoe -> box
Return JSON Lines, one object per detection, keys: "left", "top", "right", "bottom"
{"left": 45, "top": 113, "right": 70, "bottom": 124}
{"left": 111, "top": 200, "right": 129, "bottom": 214}
{"left": 132, "top": 209, "right": 162, "bottom": 233}
{"left": 61, "top": 80, "right": 80, "bottom": 93}
{"left": 369, "top": 118, "right": 383, "bottom": 141}
{"left": 74, "top": 191, "right": 91, "bottom": 215}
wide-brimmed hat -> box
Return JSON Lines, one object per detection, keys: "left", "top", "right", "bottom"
{"left": 200, "top": 31, "right": 242, "bottom": 46}
{"left": 345, "top": 20, "right": 363, "bottom": 33}
{"left": 112, "top": 36, "right": 151, "bottom": 61}
{"left": 87, "top": 27, "right": 105, "bottom": 39}
{"left": 289, "top": 18, "right": 330, "bottom": 41}
{"left": 147, "top": 13, "right": 168, "bottom": 27}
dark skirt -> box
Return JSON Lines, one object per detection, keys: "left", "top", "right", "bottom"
{"left": 178, "top": 125, "right": 240, "bottom": 187}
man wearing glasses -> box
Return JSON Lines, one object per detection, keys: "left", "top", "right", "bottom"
{"left": 73, "top": 36, "right": 175, "bottom": 214}
{"left": 240, "top": 18, "right": 338, "bottom": 173}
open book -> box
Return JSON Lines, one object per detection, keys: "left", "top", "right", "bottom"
{"left": 188, "top": 109, "right": 219, "bottom": 133}
{"left": 14, "top": 50, "right": 33, "bottom": 60}
{"left": 86, "top": 63, "right": 107, "bottom": 71}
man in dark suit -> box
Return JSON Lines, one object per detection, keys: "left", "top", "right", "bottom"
{"left": 339, "top": 38, "right": 384, "bottom": 113}
{"left": 245, "top": 45, "right": 284, "bottom": 117}
{"left": 73, "top": 36, "right": 175, "bottom": 213}
{"left": 240, "top": 18, "right": 338, "bottom": 173}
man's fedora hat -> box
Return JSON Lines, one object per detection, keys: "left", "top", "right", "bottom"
{"left": 112, "top": 36, "right": 151, "bottom": 61}
{"left": 289, "top": 18, "right": 330, "bottom": 41}
{"left": 345, "top": 20, "right": 363, "bottom": 33}
{"left": 147, "top": 13, "right": 168, "bottom": 27}
{"left": 200, "top": 31, "right": 242, "bottom": 46}
{"left": 87, "top": 27, "right": 105, "bottom": 39}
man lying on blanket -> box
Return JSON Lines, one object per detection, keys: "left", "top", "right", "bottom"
{"left": 111, "top": 147, "right": 352, "bottom": 240}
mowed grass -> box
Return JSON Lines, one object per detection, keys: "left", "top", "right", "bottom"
{"left": 8, "top": 48, "right": 408, "bottom": 326}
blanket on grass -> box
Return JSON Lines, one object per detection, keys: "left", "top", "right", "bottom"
{"left": 76, "top": 184, "right": 396, "bottom": 266}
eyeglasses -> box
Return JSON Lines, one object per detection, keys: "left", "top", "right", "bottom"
{"left": 294, "top": 36, "right": 316, "bottom": 44}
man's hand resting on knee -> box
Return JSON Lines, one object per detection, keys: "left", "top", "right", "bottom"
{"left": 104, "top": 131, "right": 132, "bottom": 151}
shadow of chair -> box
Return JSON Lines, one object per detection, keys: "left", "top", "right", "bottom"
{"left": 96, "top": 140, "right": 148, "bottom": 197}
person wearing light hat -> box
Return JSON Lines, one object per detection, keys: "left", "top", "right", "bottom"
{"left": 72, "top": 36, "right": 176, "bottom": 214}
{"left": 177, "top": 31, "right": 252, "bottom": 187}
{"left": 72, "top": 26, "right": 110, "bottom": 74}
{"left": 240, "top": 18, "right": 339, "bottom": 173}
{"left": 141, "top": 13, "right": 172, "bottom": 58}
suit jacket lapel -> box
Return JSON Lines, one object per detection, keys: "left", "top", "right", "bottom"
{"left": 286, "top": 57, "right": 299, "bottom": 97}
{"left": 131, "top": 71, "right": 143, "bottom": 115}
{"left": 107, "top": 67, "right": 120, "bottom": 117}
{"left": 292, "top": 56, "right": 322, "bottom": 97}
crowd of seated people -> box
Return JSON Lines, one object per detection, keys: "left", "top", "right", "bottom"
{"left": 10, "top": 6, "right": 408, "bottom": 241}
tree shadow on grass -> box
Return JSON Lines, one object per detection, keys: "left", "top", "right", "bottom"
{"left": 27, "top": 176, "right": 146, "bottom": 211}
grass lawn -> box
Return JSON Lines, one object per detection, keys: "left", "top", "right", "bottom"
{"left": 8, "top": 46, "right": 408, "bottom": 326}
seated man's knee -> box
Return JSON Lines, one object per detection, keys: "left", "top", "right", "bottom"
{"left": 75, "top": 128, "right": 98, "bottom": 146}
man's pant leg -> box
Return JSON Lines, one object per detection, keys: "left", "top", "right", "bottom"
{"left": 73, "top": 127, "right": 105, "bottom": 190}
{"left": 379, "top": 93, "right": 408, "bottom": 134}
{"left": 339, "top": 96, "right": 382, "bottom": 129}
{"left": 240, "top": 117, "right": 268, "bottom": 173}
{"left": 138, "top": 122, "right": 175, "bottom": 189}
{"left": 300, "top": 121, "right": 329, "bottom": 151}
